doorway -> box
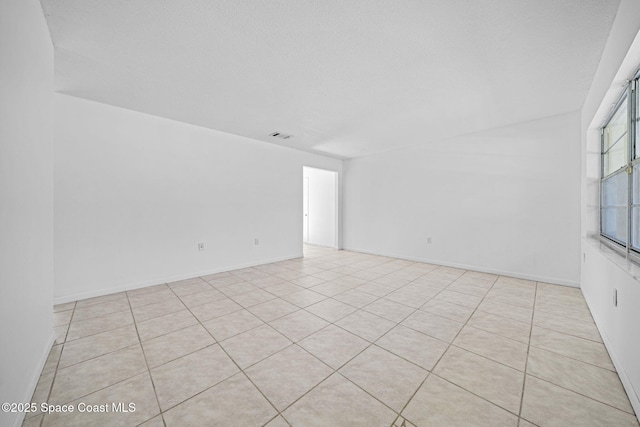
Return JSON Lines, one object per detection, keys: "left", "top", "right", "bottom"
{"left": 302, "top": 166, "right": 338, "bottom": 249}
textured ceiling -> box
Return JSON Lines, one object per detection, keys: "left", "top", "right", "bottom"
{"left": 41, "top": 0, "right": 620, "bottom": 159}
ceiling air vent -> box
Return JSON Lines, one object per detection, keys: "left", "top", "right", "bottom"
{"left": 270, "top": 132, "right": 293, "bottom": 140}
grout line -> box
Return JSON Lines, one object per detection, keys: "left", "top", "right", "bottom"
{"left": 518, "top": 281, "right": 538, "bottom": 418}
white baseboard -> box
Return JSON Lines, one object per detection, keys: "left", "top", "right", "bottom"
{"left": 53, "top": 253, "right": 303, "bottom": 305}
{"left": 343, "top": 246, "right": 579, "bottom": 287}
{"left": 12, "top": 331, "right": 55, "bottom": 427}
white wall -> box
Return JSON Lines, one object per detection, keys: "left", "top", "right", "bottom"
{"left": 0, "top": 1, "right": 55, "bottom": 426}
{"left": 303, "top": 166, "right": 338, "bottom": 248}
{"left": 343, "top": 111, "right": 581, "bottom": 286}
{"left": 580, "top": 0, "right": 640, "bottom": 415}
{"left": 54, "top": 94, "right": 341, "bottom": 303}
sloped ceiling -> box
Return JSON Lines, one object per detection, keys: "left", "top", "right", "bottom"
{"left": 41, "top": 0, "right": 620, "bottom": 159}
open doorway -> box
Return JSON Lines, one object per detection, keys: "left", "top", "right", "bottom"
{"left": 302, "top": 166, "right": 338, "bottom": 249}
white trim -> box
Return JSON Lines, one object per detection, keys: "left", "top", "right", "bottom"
{"left": 53, "top": 253, "right": 302, "bottom": 305}
{"left": 343, "top": 246, "right": 579, "bottom": 287}
{"left": 12, "top": 331, "right": 56, "bottom": 427}
{"left": 584, "top": 297, "right": 640, "bottom": 418}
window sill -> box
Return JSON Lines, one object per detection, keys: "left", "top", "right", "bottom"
{"left": 585, "top": 236, "right": 640, "bottom": 281}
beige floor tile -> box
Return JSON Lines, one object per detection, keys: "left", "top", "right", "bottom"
{"left": 364, "top": 298, "right": 415, "bottom": 322}
{"left": 309, "top": 280, "right": 352, "bottom": 297}
{"left": 142, "top": 324, "right": 215, "bottom": 368}
{"left": 248, "top": 298, "right": 299, "bottom": 322}
{"left": 54, "top": 301, "right": 76, "bottom": 312}
{"left": 163, "top": 373, "right": 276, "bottom": 427}
{"left": 130, "top": 297, "right": 186, "bottom": 322}
{"left": 54, "top": 325, "right": 68, "bottom": 344}
{"left": 246, "top": 345, "right": 332, "bottom": 410}
{"left": 287, "top": 275, "right": 326, "bottom": 288}
{"left": 374, "top": 275, "right": 412, "bottom": 288}
{"left": 202, "top": 309, "right": 263, "bottom": 341}
{"left": 42, "top": 344, "right": 63, "bottom": 375}
{"left": 494, "top": 276, "right": 537, "bottom": 288}
{"left": 59, "top": 324, "right": 139, "bottom": 368}
{"left": 355, "top": 282, "right": 395, "bottom": 297}
{"left": 375, "top": 324, "right": 448, "bottom": 371}
{"left": 392, "top": 415, "right": 418, "bottom": 427}
{"left": 433, "top": 290, "right": 482, "bottom": 308}
{"left": 219, "top": 281, "right": 260, "bottom": 297}
{"left": 269, "top": 310, "right": 329, "bottom": 342}
{"left": 397, "top": 284, "right": 440, "bottom": 300}
{"left": 137, "top": 416, "right": 165, "bottom": 427}
{"left": 446, "top": 280, "right": 494, "bottom": 297}
{"left": 527, "top": 347, "right": 633, "bottom": 413}
{"left": 402, "top": 310, "right": 463, "bottom": 342}
{"left": 335, "top": 310, "right": 395, "bottom": 342}
{"left": 75, "top": 292, "right": 128, "bottom": 309}
{"left": 420, "top": 299, "right": 475, "bottom": 323}
{"left": 263, "top": 282, "right": 305, "bottom": 297}
{"left": 518, "top": 419, "right": 537, "bottom": 427}
{"left": 151, "top": 344, "right": 239, "bottom": 410}
{"left": 202, "top": 273, "right": 244, "bottom": 287}
{"left": 167, "top": 278, "right": 212, "bottom": 296}
{"left": 230, "top": 289, "right": 276, "bottom": 308}
{"left": 453, "top": 326, "right": 528, "bottom": 371}
{"left": 136, "top": 309, "right": 198, "bottom": 341}
{"left": 220, "top": 324, "right": 291, "bottom": 368}
{"left": 283, "top": 373, "right": 397, "bottom": 427}
{"left": 188, "top": 297, "right": 243, "bottom": 322}
{"left": 299, "top": 325, "right": 369, "bottom": 369}
{"left": 232, "top": 267, "right": 270, "bottom": 281}
{"left": 66, "top": 310, "right": 134, "bottom": 342}
{"left": 43, "top": 373, "right": 159, "bottom": 427}
{"left": 530, "top": 326, "right": 614, "bottom": 371}
{"left": 521, "top": 375, "right": 639, "bottom": 427}
{"left": 281, "top": 289, "right": 327, "bottom": 307}
{"left": 26, "top": 371, "right": 54, "bottom": 418}
{"left": 535, "top": 300, "right": 595, "bottom": 325}
{"left": 434, "top": 346, "right": 524, "bottom": 413}
{"left": 127, "top": 289, "right": 178, "bottom": 308}
{"left": 305, "top": 299, "right": 357, "bottom": 322}
{"left": 177, "top": 288, "right": 226, "bottom": 308}
{"left": 477, "top": 298, "right": 533, "bottom": 324}
{"left": 385, "top": 290, "right": 431, "bottom": 308}
{"left": 264, "top": 415, "right": 290, "bottom": 427}
{"left": 21, "top": 414, "right": 43, "bottom": 427}
{"left": 126, "top": 284, "right": 169, "bottom": 297}
{"left": 333, "top": 289, "right": 379, "bottom": 308}
{"left": 486, "top": 283, "right": 536, "bottom": 308}
{"left": 533, "top": 310, "right": 602, "bottom": 342}
{"left": 49, "top": 345, "right": 147, "bottom": 405}
{"left": 53, "top": 310, "right": 73, "bottom": 326}
{"left": 403, "top": 375, "right": 518, "bottom": 427}
{"left": 467, "top": 311, "right": 531, "bottom": 343}
{"left": 340, "top": 345, "right": 428, "bottom": 411}
{"left": 71, "top": 299, "right": 130, "bottom": 322}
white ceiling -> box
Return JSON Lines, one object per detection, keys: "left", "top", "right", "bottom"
{"left": 41, "top": 0, "right": 620, "bottom": 159}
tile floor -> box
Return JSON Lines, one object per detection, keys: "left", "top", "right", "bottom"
{"left": 24, "top": 245, "right": 639, "bottom": 426}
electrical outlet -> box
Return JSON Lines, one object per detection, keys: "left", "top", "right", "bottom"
{"left": 198, "top": 243, "right": 205, "bottom": 252}
{"left": 254, "top": 238, "right": 260, "bottom": 246}
{"left": 427, "top": 237, "right": 432, "bottom": 244}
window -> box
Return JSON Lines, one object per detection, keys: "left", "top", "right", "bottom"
{"left": 601, "top": 72, "right": 639, "bottom": 255}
